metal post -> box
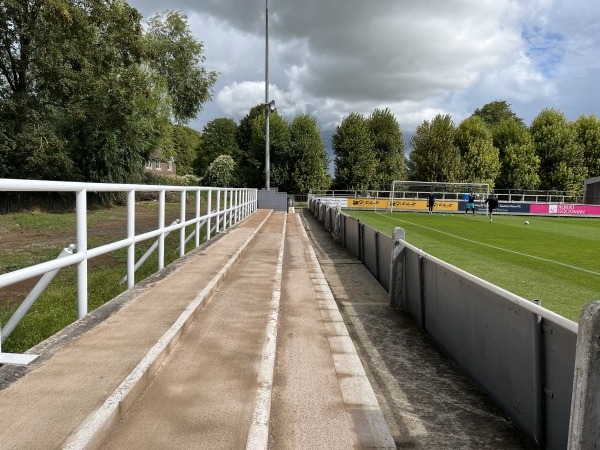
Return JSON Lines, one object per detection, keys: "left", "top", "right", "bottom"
{"left": 127, "top": 190, "right": 135, "bottom": 289}
{"left": 76, "top": 189, "right": 88, "bottom": 318}
{"left": 206, "top": 191, "right": 212, "bottom": 241}
{"left": 265, "top": 0, "right": 270, "bottom": 190}
{"left": 180, "top": 191, "right": 186, "bottom": 257}
{"left": 158, "top": 190, "right": 165, "bottom": 270}
{"left": 216, "top": 189, "right": 221, "bottom": 233}
{"left": 195, "top": 189, "right": 201, "bottom": 247}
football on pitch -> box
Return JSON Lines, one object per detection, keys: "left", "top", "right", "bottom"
{"left": 525, "top": 220, "right": 529, "bottom": 225}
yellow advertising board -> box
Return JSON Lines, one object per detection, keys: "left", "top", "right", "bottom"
{"left": 346, "top": 198, "right": 458, "bottom": 212}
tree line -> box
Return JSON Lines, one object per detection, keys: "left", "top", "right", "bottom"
{"left": 2, "top": 3, "right": 598, "bottom": 195}
{"left": 406, "top": 101, "right": 600, "bottom": 194}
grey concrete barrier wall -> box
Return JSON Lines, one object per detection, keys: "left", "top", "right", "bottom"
{"left": 396, "top": 241, "right": 578, "bottom": 449}
{"left": 345, "top": 216, "right": 360, "bottom": 258}
{"left": 377, "top": 234, "right": 392, "bottom": 292}
{"left": 307, "top": 199, "right": 592, "bottom": 450}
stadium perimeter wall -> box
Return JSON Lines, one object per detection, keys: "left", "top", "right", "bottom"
{"left": 315, "top": 196, "right": 600, "bottom": 217}
{"left": 310, "top": 198, "right": 599, "bottom": 450}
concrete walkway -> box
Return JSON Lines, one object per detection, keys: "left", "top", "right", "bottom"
{"left": 300, "top": 208, "right": 538, "bottom": 449}
{"left": 0, "top": 210, "right": 394, "bottom": 449}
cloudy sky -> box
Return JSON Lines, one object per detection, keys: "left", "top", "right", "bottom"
{"left": 128, "top": 0, "right": 600, "bottom": 150}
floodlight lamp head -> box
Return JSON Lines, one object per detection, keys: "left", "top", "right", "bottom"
{"left": 266, "top": 99, "right": 276, "bottom": 112}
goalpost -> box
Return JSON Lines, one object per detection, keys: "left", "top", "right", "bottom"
{"left": 389, "top": 181, "right": 490, "bottom": 213}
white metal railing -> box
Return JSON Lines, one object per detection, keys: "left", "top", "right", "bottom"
{"left": 0, "top": 179, "right": 257, "bottom": 360}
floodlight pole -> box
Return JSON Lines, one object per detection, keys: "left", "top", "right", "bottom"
{"left": 264, "top": 0, "right": 270, "bottom": 190}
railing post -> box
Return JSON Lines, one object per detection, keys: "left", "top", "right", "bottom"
{"left": 127, "top": 190, "right": 135, "bottom": 289}
{"left": 158, "top": 190, "right": 165, "bottom": 270}
{"left": 195, "top": 189, "right": 201, "bottom": 247}
{"left": 76, "top": 189, "right": 88, "bottom": 318}
{"left": 568, "top": 301, "right": 600, "bottom": 449}
{"left": 223, "top": 189, "right": 229, "bottom": 230}
{"left": 216, "top": 189, "right": 221, "bottom": 233}
{"left": 180, "top": 190, "right": 186, "bottom": 257}
{"left": 227, "top": 189, "right": 233, "bottom": 227}
{"left": 206, "top": 190, "right": 212, "bottom": 241}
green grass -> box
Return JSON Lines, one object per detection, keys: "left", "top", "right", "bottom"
{"left": 346, "top": 210, "right": 600, "bottom": 322}
{"left": 0, "top": 204, "right": 209, "bottom": 353}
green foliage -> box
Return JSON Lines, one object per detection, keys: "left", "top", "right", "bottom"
{"left": 489, "top": 118, "right": 540, "bottom": 189}
{"left": 237, "top": 104, "right": 267, "bottom": 187}
{"left": 145, "top": 11, "right": 217, "bottom": 124}
{"left": 333, "top": 112, "right": 376, "bottom": 190}
{"left": 455, "top": 116, "right": 500, "bottom": 187}
{"left": 0, "top": 3, "right": 215, "bottom": 185}
{"left": 194, "top": 118, "right": 239, "bottom": 177}
{"left": 172, "top": 125, "right": 202, "bottom": 175}
{"left": 202, "top": 154, "right": 237, "bottom": 187}
{"left": 473, "top": 100, "right": 524, "bottom": 127}
{"left": 268, "top": 115, "right": 291, "bottom": 191}
{"left": 573, "top": 114, "right": 600, "bottom": 178}
{"left": 408, "top": 114, "right": 461, "bottom": 182}
{"left": 289, "top": 115, "right": 331, "bottom": 193}
{"left": 530, "top": 109, "right": 587, "bottom": 192}
{"left": 368, "top": 108, "right": 406, "bottom": 190}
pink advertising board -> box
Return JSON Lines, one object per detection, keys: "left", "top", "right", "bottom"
{"left": 529, "top": 203, "right": 600, "bottom": 216}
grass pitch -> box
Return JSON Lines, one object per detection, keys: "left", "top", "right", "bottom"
{"left": 346, "top": 210, "right": 600, "bottom": 322}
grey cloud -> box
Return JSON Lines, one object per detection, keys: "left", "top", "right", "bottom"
{"left": 128, "top": 0, "right": 600, "bottom": 135}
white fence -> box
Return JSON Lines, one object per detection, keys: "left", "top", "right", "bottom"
{"left": 0, "top": 179, "right": 257, "bottom": 361}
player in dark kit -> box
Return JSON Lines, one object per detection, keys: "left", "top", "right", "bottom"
{"left": 465, "top": 193, "right": 476, "bottom": 215}
{"left": 484, "top": 193, "right": 499, "bottom": 222}
{"left": 427, "top": 192, "right": 436, "bottom": 213}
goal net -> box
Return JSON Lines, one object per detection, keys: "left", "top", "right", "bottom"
{"left": 389, "top": 181, "right": 490, "bottom": 212}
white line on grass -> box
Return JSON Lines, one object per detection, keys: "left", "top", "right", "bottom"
{"left": 375, "top": 212, "right": 600, "bottom": 277}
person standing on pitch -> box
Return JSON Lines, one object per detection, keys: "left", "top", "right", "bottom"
{"left": 484, "top": 192, "right": 499, "bottom": 222}
{"left": 466, "top": 192, "right": 476, "bottom": 215}
{"left": 427, "top": 191, "right": 436, "bottom": 213}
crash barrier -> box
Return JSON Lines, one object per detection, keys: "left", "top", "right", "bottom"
{"left": 309, "top": 197, "right": 599, "bottom": 450}
{"left": 0, "top": 179, "right": 257, "bottom": 363}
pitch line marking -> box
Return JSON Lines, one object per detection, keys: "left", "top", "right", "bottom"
{"left": 375, "top": 212, "right": 600, "bottom": 278}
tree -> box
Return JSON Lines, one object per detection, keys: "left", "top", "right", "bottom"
{"left": 0, "top": 3, "right": 216, "bottom": 185}
{"left": 491, "top": 118, "right": 540, "bottom": 189}
{"left": 194, "top": 118, "right": 239, "bottom": 177}
{"left": 202, "top": 154, "right": 237, "bottom": 187}
{"left": 237, "top": 104, "right": 266, "bottom": 187}
{"left": 573, "top": 115, "right": 600, "bottom": 179}
{"left": 145, "top": 11, "right": 217, "bottom": 124}
{"left": 368, "top": 108, "right": 406, "bottom": 190}
{"left": 530, "top": 109, "right": 587, "bottom": 192}
{"left": 247, "top": 112, "right": 292, "bottom": 191}
{"left": 473, "top": 100, "right": 524, "bottom": 127}
{"left": 408, "top": 114, "right": 461, "bottom": 182}
{"left": 332, "top": 113, "right": 376, "bottom": 190}
{"left": 0, "top": 0, "right": 159, "bottom": 182}
{"left": 455, "top": 116, "right": 500, "bottom": 187}
{"left": 289, "top": 114, "right": 330, "bottom": 193}
{"left": 172, "top": 125, "right": 202, "bottom": 175}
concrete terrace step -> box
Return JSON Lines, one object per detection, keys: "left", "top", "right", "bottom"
{"left": 0, "top": 210, "right": 394, "bottom": 449}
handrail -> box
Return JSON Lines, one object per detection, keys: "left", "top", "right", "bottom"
{"left": 0, "top": 179, "right": 258, "bottom": 359}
